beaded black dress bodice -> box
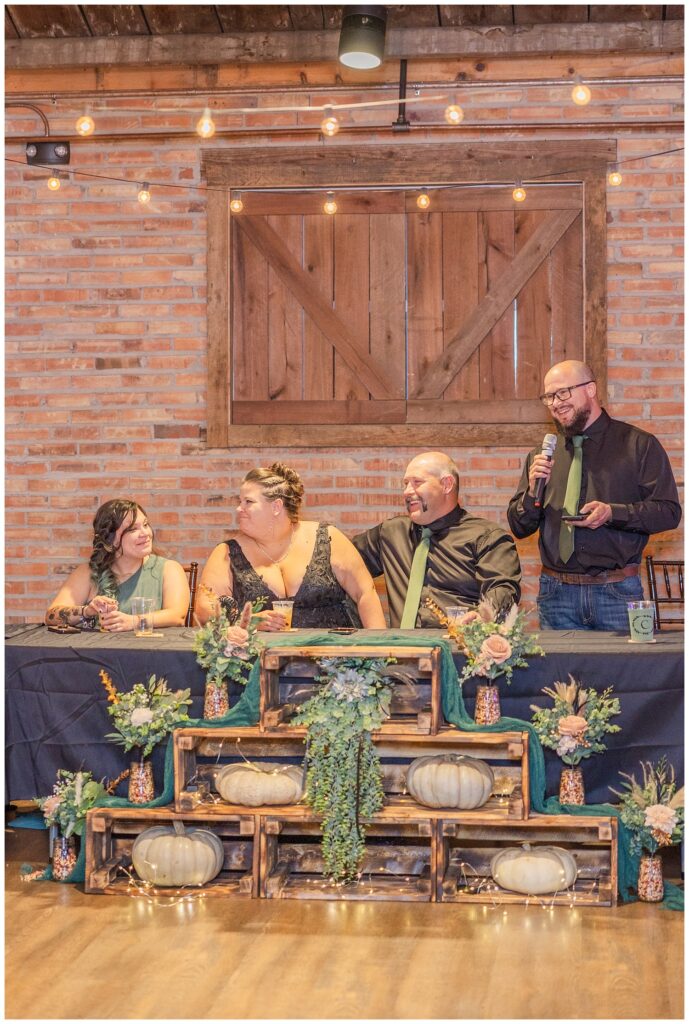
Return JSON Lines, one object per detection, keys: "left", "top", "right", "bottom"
{"left": 225, "top": 522, "right": 360, "bottom": 628}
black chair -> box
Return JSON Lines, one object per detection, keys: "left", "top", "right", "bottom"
{"left": 645, "top": 555, "right": 684, "bottom": 630}
{"left": 183, "top": 562, "right": 199, "bottom": 627}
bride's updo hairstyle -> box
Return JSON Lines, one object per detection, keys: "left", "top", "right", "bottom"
{"left": 243, "top": 463, "right": 304, "bottom": 524}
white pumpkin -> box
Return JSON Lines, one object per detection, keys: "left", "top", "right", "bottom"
{"left": 132, "top": 820, "right": 224, "bottom": 887}
{"left": 406, "top": 753, "right": 494, "bottom": 809}
{"left": 490, "top": 843, "right": 578, "bottom": 895}
{"left": 216, "top": 762, "right": 305, "bottom": 806}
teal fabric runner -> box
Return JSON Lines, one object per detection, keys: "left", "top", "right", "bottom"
{"left": 44, "top": 630, "right": 680, "bottom": 906}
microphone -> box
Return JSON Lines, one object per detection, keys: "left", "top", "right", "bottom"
{"left": 533, "top": 433, "right": 557, "bottom": 508}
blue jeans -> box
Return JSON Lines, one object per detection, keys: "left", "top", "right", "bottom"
{"left": 537, "top": 573, "right": 644, "bottom": 631}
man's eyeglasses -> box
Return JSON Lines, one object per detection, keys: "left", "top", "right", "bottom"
{"left": 539, "top": 381, "right": 593, "bottom": 407}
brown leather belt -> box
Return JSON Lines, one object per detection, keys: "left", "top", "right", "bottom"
{"left": 541, "top": 565, "right": 639, "bottom": 585}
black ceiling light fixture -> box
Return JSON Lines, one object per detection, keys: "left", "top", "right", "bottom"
{"left": 25, "top": 140, "right": 70, "bottom": 165}
{"left": 338, "top": 5, "right": 387, "bottom": 70}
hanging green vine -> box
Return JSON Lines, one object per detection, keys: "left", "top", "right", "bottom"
{"left": 293, "top": 657, "right": 393, "bottom": 883}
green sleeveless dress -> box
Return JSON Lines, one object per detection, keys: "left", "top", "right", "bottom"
{"left": 115, "top": 554, "right": 166, "bottom": 614}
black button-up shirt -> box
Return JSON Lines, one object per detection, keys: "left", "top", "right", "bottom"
{"left": 507, "top": 409, "right": 681, "bottom": 574}
{"left": 353, "top": 506, "right": 522, "bottom": 627}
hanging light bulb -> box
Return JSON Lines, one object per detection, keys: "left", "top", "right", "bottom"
{"left": 608, "top": 165, "right": 623, "bottom": 187}
{"left": 137, "top": 182, "right": 151, "bottom": 205}
{"left": 323, "top": 191, "right": 338, "bottom": 215}
{"left": 75, "top": 114, "right": 95, "bottom": 137}
{"left": 47, "top": 173, "right": 61, "bottom": 191}
{"left": 571, "top": 77, "right": 592, "bottom": 106}
{"left": 196, "top": 107, "right": 216, "bottom": 139}
{"left": 444, "top": 100, "right": 464, "bottom": 125}
{"left": 416, "top": 190, "right": 431, "bottom": 210}
{"left": 229, "top": 191, "right": 244, "bottom": 213}
{"left": 512, "top": 181, "right": 527, "bottom": 203}
{"left": 320, "top": 107, "right": 340, "bottom": 137}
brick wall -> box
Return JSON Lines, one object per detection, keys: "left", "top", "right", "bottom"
{"left": 5, "top": 78, "right": 684, "bottom": 622}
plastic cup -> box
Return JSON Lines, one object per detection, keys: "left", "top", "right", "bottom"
{"left": 627, "top": 601, "right": 655, "bottom": 643}
{"left": 445, "top": 606, "right": 469, "bottom": 625}
{"left": 131, "top": 596, "right": 155, "bottom": 637}
{"left": 272, "top": 600, "right": 294, "bottom": 630}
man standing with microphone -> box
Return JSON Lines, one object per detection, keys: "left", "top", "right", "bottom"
{"left": 508, "top": 360, "right": 681, "bottom": 631}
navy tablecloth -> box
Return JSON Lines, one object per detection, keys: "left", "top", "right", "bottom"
{"left": 5, "top": 625, "right": 683, "bottom": 803}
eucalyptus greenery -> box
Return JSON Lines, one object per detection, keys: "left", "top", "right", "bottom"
{"left": 293, "top": 657, "right": 393, "bottom": 883}
{"left": 35, "top": 769, "right": 106, "bottom": 838}
{"left": 103, "top": 672, "right": 192, "bottom": 759}
{"left": 193, "top": 598, "right": 264, "bottom": 690}
{"left": 530, "top": 675, "right": 621, "bottom": 767}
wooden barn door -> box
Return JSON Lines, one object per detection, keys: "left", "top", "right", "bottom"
{"left": 227, "top": 186, "right": 582, "bottom": 443}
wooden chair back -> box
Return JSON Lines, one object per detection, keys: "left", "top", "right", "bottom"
{"left": 645, "top": 555, "right": 684, "bottom": 630}
{"left": 183, "top": 562, "right": 199, "bottom": 627}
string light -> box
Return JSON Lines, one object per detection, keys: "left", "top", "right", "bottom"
{"left": 75, "top": 114, "right": 95, "bottom": 137}
{"left": 323, "top": 191, "right": 338, "bottom": 215}
{"left": 608, "top": 164, "right": 623, "bottom": 186}
{"left": 196, "top": 107, "right": 216, "bottom": 139}
{"left": 444, "top": 100, "right": 464, "bottom": 125}
{"left": 137, "top": 181, "right": 151, "bottom": 204}
{"left": 512, "top": 181, "right": 527, "bottom": 202}
{"left": 320, "top": 107, "right": 340, "bottom": 137}
{"left": 229, "top": 191, "right": 244, "bottom": 213}
{"left": 416, "top": 189, "right": 431, "bottom": 210}
{"left": 571, "top": 77, "right": 592, "bottom": 106}
{"left": 47, "top": 173, "right": 61, "bottom": 191}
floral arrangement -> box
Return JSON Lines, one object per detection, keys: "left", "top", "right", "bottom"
{"left": 530, "top": 675, "right": 621, "bottom": 766}
{"left": 35, "top": 769, "right": 106, "bottom": 838}
{"left": 100, "top": 669, "right": 191, "bottom": 759}
{"left": 192, "top": 591, "right": 265, "bottom": 691}
{"left": 610, "top": 758, "right": 684, "bottom": 856}
{"left": 426, "top": 597, "right": 544, "bottom": 685}
{"left": 293, "top": 657, "right": 393, "bottom": 883}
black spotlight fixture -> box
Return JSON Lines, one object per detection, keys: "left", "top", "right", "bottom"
{"left": 25, "top": 140, "right": 70, "bottom": 166}
{"left": 338, "top": 5, "right": 387, "bottom": 69}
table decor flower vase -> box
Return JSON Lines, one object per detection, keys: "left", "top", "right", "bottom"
{"left": 475, "top": 683, "right": 501, "bottom": 725}
{"left": 52, "top": 834, "right": 77, "bottom": 880}
{"left": 128, "top": 758, "right": 155, "bottom": 804}
{"left": 559, "top": 766, "right": 585, "bottom": 805}
{"left": 637, "top": 852, "right": 664, "bottom": 902}
{"left": 203, "top": 679, "right": 230, "bottom": 719}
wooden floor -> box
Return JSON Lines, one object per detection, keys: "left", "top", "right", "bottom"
{"left": 5, "top": 826, "right": 684, "bottom": 1020}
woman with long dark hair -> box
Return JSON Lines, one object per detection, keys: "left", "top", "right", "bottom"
{"left": 45, "top": 498, "right": 190, "bottom": 631}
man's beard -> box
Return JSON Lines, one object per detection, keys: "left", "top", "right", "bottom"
{"left": 405, "top": 496, "right": 428, "bottom": 513}
{"left": 555, "top": 406, "right": 590, "bottom": 439}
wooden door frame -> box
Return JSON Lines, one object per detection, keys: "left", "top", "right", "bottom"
{"left": 203, "top": 138, "right": 612, "bottom": 447}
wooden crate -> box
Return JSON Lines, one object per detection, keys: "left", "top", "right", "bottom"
{"left": 259, "top": 644, "right": 443, "bottom": 733}
{"left": 172, "top": 726, "right": 529, "bottom": 821}
{"left": 259, "top": 811, "right": 436, "bottom": 902}
{"left": 85, "top": 805, "right": 258, "bottom": 897}
{"left": 437, "top": 814, "right": 618, "bottom": 907}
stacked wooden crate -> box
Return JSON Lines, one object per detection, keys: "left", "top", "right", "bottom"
{"left": 85, "top": 644, "right": 617, "bottom": 905}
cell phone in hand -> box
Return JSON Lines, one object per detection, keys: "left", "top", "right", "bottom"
{"left": 561, "top": 514, "right": 586, "bottom": 523}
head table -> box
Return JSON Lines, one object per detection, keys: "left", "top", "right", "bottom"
{"left": 5, "top": 624, "right": 683, "bottom": 804}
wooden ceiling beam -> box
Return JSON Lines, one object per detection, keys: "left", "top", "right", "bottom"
{"left": 6, "top": 52, "right": 682, "bottom": 97}
{"left": 6, "top": 20, "right": 683, "bottom": 69}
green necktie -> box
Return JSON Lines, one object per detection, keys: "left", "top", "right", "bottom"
{"left": 559, "top": 435, "right": 585, "bottom": 563}
{"left": 400, "top": 527, "right": 433, "bottom": 628}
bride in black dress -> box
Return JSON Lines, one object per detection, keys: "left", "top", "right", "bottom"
{"left": 196, "top": 463, "right": 386, "bottom": 630}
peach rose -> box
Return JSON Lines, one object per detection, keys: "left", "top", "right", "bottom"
{"left": 224, "top": 625, "right": 250, "bottom": 658}
{"left": 42, "top": 794, "right": 61, "bottom": 818}
{"left": 557, "top": 715, "right": 588, "bottom": 737}
{"left": 457, "top": 610, "right": 482, "bottom": 627}
{"left": 479, "top": 634, "right": 512, "bottom": 665}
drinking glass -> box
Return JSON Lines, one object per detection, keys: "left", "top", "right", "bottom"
{"left": 132, "top": 597, "right": 155, "bottom": 637}
{"left": 627, "top": 600, "right": 655, "bottom": 643}
{"left": 272, "top": 600, "right": 294, "bottom": 630}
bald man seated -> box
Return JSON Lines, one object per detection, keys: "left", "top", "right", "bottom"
{"left": 353, "top": 452, "right": 521, "bottom": 629}
{"left": 507, "top": 359, "right": 681, "bottom": 631}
